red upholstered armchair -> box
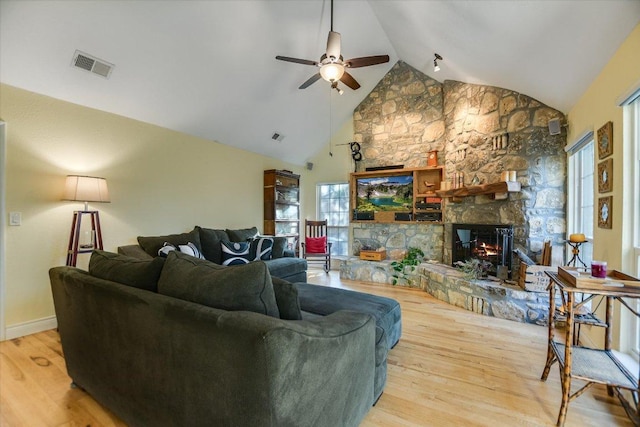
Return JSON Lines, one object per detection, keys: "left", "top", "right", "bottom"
{"left": 301, "top": 220, "right": 332, "bottom": 273}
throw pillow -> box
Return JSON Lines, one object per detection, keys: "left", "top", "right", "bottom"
{"left": 226, "top": 227, "right": 259, "bottom": 242}
{"left": 271, "top": 236, "right": 287, "bottom": 258}
{"left": 271, "top": 277, "right": 302, "bottom": 320}
{"left": 88, "top": 250, "right": 165, "bottom": 292}
{"left": 157, "top": 251, "right": 280, "bottom": 318}
{"left": 250, "top": 237, "right": 274, "bottom": 261}
{"left": 305, "top": 236, "right": 327, "bottom": 254}
{"left": 137, "top": 228, "right": 202, "bottom": 258}
{"left": 196, "top": 226, "right": 229, "bottom": 264}
{"left": 158, "top": 242, "right": 205, "bottom": 259}
{"left": 221, "top": 240, "right": 251, "bottom": 265}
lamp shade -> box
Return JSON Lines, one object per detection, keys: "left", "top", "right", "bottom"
{"left": 63, "top": 175, "right": 110, "bottom": 203}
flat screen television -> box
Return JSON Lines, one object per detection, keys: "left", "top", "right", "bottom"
{"left": 355, "top": 174, "right": 413, "bottom": 212}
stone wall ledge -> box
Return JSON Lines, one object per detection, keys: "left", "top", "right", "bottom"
{"left": 340, "top": 257, "right": 550, "bottom": 325}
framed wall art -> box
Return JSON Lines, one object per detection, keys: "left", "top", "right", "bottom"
{"left": 598, "top": 196, "right": 613, "bottom": 229}
{"left": 597, "top": 158, "right": 613, "bottom": 193}
{"left": 597, "top": 121, "right": 613, "bottom": 160}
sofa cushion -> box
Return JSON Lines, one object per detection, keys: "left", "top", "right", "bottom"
{"left": 264, "top": 257, "right": 307, "bottom": 280}
{"left": 196, "top": 226, "right": 229, "bottom": 264}
{"left": 271, "top": 236, "right": 287, "bottom": 258}
{"left": 271, "top": 277, "right": 302, "bottom": 320}
{"left": 249, "top": 237, "right": 273, "bottom": 260}
{"left": 137, "top": 228, "right": 201, "bottom": 258}
{"left": 226, "top": 227, "right": 259, "bottom": 242}
{"left": 88, "top": 250, "right": 165, "bottom": 292}
{"left": 220, "top": 240, "right": 251, "bottom": 266}
{"left": 158, "top": 251, "right": 280, "bottom": 318}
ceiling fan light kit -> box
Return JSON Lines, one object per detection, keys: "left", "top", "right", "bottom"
{"left": 320, "top": 62, "right": 345, "bottom": 82}
{"left": 276, "top": 0, "right": 389, "bottom": 92}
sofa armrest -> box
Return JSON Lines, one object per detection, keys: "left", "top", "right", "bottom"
{"left": 117, "top": 245, "right": 153, "bottom": 260}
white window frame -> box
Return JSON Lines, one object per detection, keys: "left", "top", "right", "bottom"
{"left": 618, "top": 83, "right": 640, "bottom": 361}
{"left": 316, "top": 182, "right": 349, "bottom": 257}
{"left": 625, "top": 96, "right": 640, "bottom": 360}
{"left": 566, "top": 132, "right": 595, "bottom": 268}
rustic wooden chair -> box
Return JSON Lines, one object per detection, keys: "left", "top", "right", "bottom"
{"left": 301, "top": 220, "right": 332, "bottom": 273}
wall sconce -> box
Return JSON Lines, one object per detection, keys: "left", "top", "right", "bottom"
{"left": 433, "top": 53, "right": 443, "bottom": 72}
{"left": 62, "top": 175, "right": 110, "bottom": 266}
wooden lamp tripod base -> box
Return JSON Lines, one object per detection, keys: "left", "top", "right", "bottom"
{"left": 66, "top": 210, "right": 103, "bottom": 267}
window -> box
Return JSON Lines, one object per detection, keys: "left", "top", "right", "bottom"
{"left": 317, "top": 183, "right": 349, "bottom": 256}
{"left": 567, "top": 136, "right": 594, "bottom": 267}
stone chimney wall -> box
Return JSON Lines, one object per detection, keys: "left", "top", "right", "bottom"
{"left": 352, "top": 61, "right": 567, "bottom": 265}
{"left": 442, "top": 81, "right": 567, "bottom": 264}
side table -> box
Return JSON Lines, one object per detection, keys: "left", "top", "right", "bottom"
{"left": 541, "top": 271, "right": 640, "bottom": 426}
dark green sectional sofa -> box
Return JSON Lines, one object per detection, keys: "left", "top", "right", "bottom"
{"left": 50, "top": 250, "right": 378, "bottom": 426}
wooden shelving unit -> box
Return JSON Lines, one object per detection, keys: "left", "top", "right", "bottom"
{"left": 436, "top": 181, "right": 521, "bottom": 202}
{"left": 350, "top": 166, "right": 444, "bottom": 224}
{"left": 264, "top": 169, "right": 300, "bottom": 252}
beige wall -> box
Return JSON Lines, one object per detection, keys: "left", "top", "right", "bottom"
{"left": 568, "top": 23, "right": 640, "bottom": 271}
{"left": 0, "top": 84, "right": 301, "bottom": 333}
{"left": 566, "top": 23, "right": 640, "bottom": 349}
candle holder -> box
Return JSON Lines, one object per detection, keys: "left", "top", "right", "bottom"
{"left": 566, "top": 240, "right": 587, "bottom": 269}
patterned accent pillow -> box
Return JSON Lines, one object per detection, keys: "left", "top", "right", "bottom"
{"left": 221, "top": 240, "right": 251, "bottom": 265}
{"left": 158, "top": 241, "right": 205, "bottom": 259}
{"left": 250, "top": 237, "right": 274, "bottom": 261}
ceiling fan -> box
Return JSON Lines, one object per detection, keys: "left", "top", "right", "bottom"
{"left": 276, "top": 0, "right": 389, "bottom": 94}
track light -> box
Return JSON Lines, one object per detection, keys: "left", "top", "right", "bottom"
{"left": 433, "top": 53, "right": 443, "bottom": 72}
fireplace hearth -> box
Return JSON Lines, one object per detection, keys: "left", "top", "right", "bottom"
{"left": 451, "top": 223, "right": 514, "bottom": 278}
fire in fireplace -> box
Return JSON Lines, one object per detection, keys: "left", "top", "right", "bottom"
{"left": 451, "top": 223, "right": 514, "bottom": 278}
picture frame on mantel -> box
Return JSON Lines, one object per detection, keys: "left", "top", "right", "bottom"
{"left": 597, "top": 121, "right": 613, "bottom": 160}
{"left": 598, "top": 196, "right": 613, "bottom": 229}
{"left": 597, "top": 158, "right": 613, "bottom": 193}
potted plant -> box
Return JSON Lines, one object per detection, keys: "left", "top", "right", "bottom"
{"left": 391, "top": 247, "right": 425, "bottom": 286}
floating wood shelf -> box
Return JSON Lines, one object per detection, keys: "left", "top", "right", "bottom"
{"left": 436, "top": 181, "right": 521, "bottom": 201}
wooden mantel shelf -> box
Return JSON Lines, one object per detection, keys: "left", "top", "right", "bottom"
{"left": 436, "top": 181, "right": 521, "bottom": 200}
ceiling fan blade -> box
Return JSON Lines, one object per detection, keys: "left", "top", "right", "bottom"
{"left": 340, "top": 71, "right": 360, "bottom": 90}
{"left": 299, "top": 73, "right": 322, "bottom": 89}
{"left": 276, "top": 56, "right": 319, "bottom": 66}
{"left": 326, "top": 31, "right": 341, "bottom": 59}
{"left": 344, "top": 55, "right": 390, "bottom": 68}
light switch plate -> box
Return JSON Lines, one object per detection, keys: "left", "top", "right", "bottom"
{"left": 9, "top": 212, "right": 21, "bottom": 226}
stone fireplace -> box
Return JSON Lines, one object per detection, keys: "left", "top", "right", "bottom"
{"left": 351, "top": 61, "right": 568, "bottom": 276}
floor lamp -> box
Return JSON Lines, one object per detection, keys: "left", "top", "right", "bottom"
{"left": 63, "top": 175, "right": 110, "bottom": 266}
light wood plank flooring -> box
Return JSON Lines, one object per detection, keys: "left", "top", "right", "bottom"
{"left": 0, "top": 269, "right": 634, "bottom": 426}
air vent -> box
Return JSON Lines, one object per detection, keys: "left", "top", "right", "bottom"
{"left": 271, "top": 132, "right": 285, "bottom": 142}
{"left": 72, "top": 50, "right": 114, "bottom": 79}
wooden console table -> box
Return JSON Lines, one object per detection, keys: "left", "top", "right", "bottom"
{"left": 541, "top": 271, "right": 640, "bottom": 426}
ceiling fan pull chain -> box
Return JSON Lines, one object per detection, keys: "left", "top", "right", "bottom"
{"left": 329, "top": 85, "right": 333, "bottom": 157}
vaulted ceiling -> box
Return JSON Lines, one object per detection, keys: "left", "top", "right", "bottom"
{"left": 1, "top": 1, "right": 639, "bottom": 165}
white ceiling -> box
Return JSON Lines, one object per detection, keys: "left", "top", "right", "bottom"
{"left": 1, "top": 1, "right": 639, "bottom": 165}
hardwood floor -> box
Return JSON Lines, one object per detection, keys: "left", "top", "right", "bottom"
{"left": 0, "top": 269, "right": 634, "bottom": 426}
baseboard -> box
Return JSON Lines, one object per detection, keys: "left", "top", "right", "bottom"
{"left": 4, "top": 315, "right": 57, "bottom": 340}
